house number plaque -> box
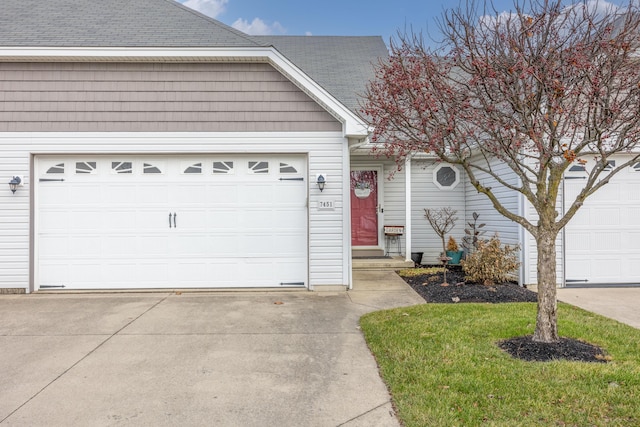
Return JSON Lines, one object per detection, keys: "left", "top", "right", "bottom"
{"left": 318, "top": 200, "right": 335, "bottom": 211}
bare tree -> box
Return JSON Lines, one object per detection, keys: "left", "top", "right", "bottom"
{"left": 425, "top": 207, "right": 458, "bottom": 284}
{"left": 363, "top": 0, "right": 640, "bottom": 342}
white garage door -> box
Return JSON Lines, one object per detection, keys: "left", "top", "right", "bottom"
{"left": 564, "top": 160, "right": 640, "bottom": 285}
{"left": 36, "top": 155, "right": 308, "bottom": 290}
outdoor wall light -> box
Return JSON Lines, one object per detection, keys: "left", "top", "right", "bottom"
{"left": 8, "top": 176, "right": 22, "bottom": 194}
{"left": 316, "top": 174, "right": 326, "bottom": 192}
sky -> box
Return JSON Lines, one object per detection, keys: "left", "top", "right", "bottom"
{"left": 179, "top": 0, "right": 629, "bottom": 43}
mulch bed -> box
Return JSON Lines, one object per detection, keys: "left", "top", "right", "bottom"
{"left": 497, "top": 336, "right": 608, "bottom": 363}
{"left": 403, "top": 267, "right": 537, "bottom": 304}
{"left": 402, "top": 266, "right": 608, "bottom": 363}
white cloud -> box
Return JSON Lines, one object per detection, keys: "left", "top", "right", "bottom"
{"left": 181, "top": 0, "right": 228, "bottom": 18}
{"left": 582, "top": 0, "right": 619, "bottom": 17}
{"left": 561, "top": 0, "right": 619, "bottom": 20}
{"left": 305, "top": 31, "right": 313, "bottom": 36}
{"left": 479, "top": 10, "right": 515, "bottom": 27}
{"left": 480, "top": 0, "right": 621, "bottom": 29}
{"left": 232, "top": 17, "right": 286, "bottom": 35}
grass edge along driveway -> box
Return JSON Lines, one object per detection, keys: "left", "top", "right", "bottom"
{"left": 360, "top": 302, "right": 640, "bottom": 427}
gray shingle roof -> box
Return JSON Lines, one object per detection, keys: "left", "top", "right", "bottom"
{"left": 258, "top": 36, "right": 388, "bottom": 115}
{"left": 0, "top": 0, "right": 261, "bottom": 47}
{"left": 0, "top": 1, "right": 388, "bottom": 115}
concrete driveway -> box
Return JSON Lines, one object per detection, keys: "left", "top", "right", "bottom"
{"left": 557, "top": 287, "right": 640, "bottom": 329}
{"left": 0, "top": 272, "right": 423, "bottom": 427}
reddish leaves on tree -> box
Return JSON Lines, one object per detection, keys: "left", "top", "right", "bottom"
{"left": 362, "top": 0, "right": 640, "bottom": 343}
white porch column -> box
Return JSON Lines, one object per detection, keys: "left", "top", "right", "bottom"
{"left": 344, "top": 142, "right": 353, "bottom": 290}
{"left": 405, "top": 156, "right": 412, "bottom": 262}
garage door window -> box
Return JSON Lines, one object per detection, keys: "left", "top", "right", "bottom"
{"left": 248, "top": 161, "right": 269, "bottom": 174}
{"left": 112, "top": 161, "right": 133, "bottom": 174}
{"left": 279, "top": 162, "right": 298, "bottom": 174}
{"left": 183, "top": 163, "right": 203, "bottom": 174}
{"left": 46, "top": 163, "right": 65, "bottom": 174}
{"left": 76, "top": 161, "right": 97, "bottom": 174}
{"left": 213, "top": 161, "right": 234, "bottom": 174}
{"left": 143, "top": 163, "right": 163, "bottom": 174}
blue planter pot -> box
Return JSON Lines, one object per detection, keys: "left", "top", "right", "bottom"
{"left": 446, "top": 250, "right": 463, "bottom": 265}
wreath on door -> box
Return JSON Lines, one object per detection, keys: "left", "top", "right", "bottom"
{"left": 354, "top": 181, "right": 371, "bottom": 199}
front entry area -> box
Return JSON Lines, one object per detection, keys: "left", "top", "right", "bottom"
{"left": 35, "top": 155, "right": 308, "bottom": 290}
{"left": 350, "top": 169, "right": 383, "bottom": 256}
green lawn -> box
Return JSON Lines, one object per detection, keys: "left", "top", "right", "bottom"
{"left": 360, "top": 302, "right": 640, "bottom": 427}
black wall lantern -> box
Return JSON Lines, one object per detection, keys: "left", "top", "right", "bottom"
{"left": 316, "top": 174, "right": 326, "bottom": 192}
{"left": 8, "top": 176, "right": 22, "bottom": 194}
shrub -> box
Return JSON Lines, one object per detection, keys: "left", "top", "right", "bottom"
{"left": 446, "top": 236, "right": 459, "bottom": 252}
{"left": 461, "top": 236, "right": 519, "bottom": 285}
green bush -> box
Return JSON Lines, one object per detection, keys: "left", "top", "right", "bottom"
{"left": 461, "top": 236, "right": 519, "bottom": 285}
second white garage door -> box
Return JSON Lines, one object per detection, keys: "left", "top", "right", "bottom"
{"left": 36, "top": 155, "right": 308, "bottom": 290}
{"left": 564, "top": 159, "right": 640, "bottom": 285}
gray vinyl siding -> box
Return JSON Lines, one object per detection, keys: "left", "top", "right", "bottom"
{"left": 411, "top": 161, "right": 466, "bottom": 263}
{"left": 464, "top": 156, "right": 564, "bottom": 286}
{"left": 463, "top": 157, "right": 522, "bottom": 283}
{"left": 382, "top": 163, "right": 406, "bottom": 230}
{"left": 0, "top": 62, "right": 341, "bottom": 132}
{"left": 464, "top": 159, "right": 520, "bottom": 248}
{"left": 379, "top": 162, "right": 407, "bottom": 256}
{"left": 378, "top": 160, "right": 466, "bottom": 262}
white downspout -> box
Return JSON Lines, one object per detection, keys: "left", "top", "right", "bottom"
{"left": 405, "top": 156, "right": 412, "bottom": 261}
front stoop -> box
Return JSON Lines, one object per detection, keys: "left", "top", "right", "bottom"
{"left": 352, "top": 256, "right": 414, "bottom": 271}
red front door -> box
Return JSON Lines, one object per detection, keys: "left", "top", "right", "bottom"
{"left": 350, "top": 170, "right": 378, "bottom": 246}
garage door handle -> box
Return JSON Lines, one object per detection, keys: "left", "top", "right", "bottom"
{"left": 169, "top": 212, "right": 173, "bottom": 228}
{"left": 173, "top": 212, "right": 177, "bottom": 228}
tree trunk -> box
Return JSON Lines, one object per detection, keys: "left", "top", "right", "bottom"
{"left": 532, "top": 230, "right": 559, "bottom": 343}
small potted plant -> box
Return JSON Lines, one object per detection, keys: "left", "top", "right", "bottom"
{"left": 446, "top": 236, "right": 464, "bottom": 265}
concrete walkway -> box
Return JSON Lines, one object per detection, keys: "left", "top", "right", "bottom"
{"left": 557, "top": 287, "right": 640, "bottom": 329}
{"left": 0, "top": 272, "right": 424, "bottom": 427}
